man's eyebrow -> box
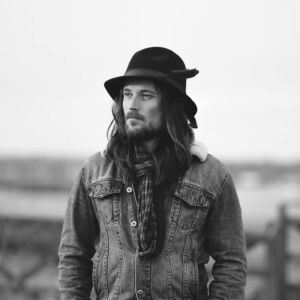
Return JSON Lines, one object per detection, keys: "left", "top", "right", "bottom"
{"left": 123, "top": 87, "right": 157, "bottom": 94}
{"left": 123, "top": 87, "right": 131, "bottom": 91}
{"left": 140, "top": 89, "right": 157, "bottom": 94}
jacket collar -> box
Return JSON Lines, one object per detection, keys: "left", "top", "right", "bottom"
{"left": 190, "top": 140, "right": 208, "bottom": 162}
{"left": 101, "top": 140, "right": 208, "bottom": 162}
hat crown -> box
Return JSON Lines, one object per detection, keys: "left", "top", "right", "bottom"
{"left": 126, "top": 47, "right": 186, "bottom": 90}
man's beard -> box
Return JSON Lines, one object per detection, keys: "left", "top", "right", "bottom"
{"left": 125, "top": 121, "right": 167, "bottom": 141}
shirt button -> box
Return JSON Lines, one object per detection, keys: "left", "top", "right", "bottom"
{"left": 137, "top": 290, "right": 144, "bottom": 295}
{"left": 126, "top": 187, "right": 133, "bottom": 193}
{"left": 131, "top": 221, "right": 137, "bottom": 227}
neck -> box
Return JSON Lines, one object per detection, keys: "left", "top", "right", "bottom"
{"left": 142, "top": 138, "right": 159, "bottom": 153}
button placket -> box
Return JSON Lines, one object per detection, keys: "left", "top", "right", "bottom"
{"left": 129, "top": 187, "right": 137, "bottom": 228}
{"left": 127, "top": 183, "right": 142, "bottom": 254}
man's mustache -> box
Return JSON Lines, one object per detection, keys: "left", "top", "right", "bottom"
{"left": 125, "top": 111, "right": 144, "bottom": 120}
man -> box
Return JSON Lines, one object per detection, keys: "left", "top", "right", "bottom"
{"left": 58, "top": 47, "right": 247, "bottom": 300}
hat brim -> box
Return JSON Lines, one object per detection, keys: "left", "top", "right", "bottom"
{"left": 104, "top": 69, "right": 197, "bottom": 127}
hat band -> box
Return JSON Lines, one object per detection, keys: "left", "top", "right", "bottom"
{"left": 124, "top": 68, "right": 185, "bottom": 92}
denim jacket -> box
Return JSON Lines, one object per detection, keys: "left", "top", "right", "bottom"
{"left": 58, "top": 142, "right": 247, "bottom": 300}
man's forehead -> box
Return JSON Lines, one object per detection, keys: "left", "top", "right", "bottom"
{"left": 123, "top": 78, "right": 157, "bottom": 91}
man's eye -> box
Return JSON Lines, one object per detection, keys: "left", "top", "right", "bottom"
{"left": 124, "top": 92, "right": 132, "bottom": 97}
{"left": 142, "top": 94, "right": 152, "bottom": 99}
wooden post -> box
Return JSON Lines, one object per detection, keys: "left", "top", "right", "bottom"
{"left": 267, "top": 205, "right": 287, "bottom": 300}
{"left": 277, "top": 205, "right": 287, "bottom": 300}
{"left": 268, "top": 223, "right": 277, "bottom": 300}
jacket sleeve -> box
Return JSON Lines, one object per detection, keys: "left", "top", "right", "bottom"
{"left": 58, "top": 166, "right": 99, "bottom": 300}
{"left": 204, "top": 172, "right": 247, "bottom": 300}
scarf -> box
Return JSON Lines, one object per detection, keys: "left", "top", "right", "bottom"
{"left": 134, "top": 142, "right": 165, "bottom": 260}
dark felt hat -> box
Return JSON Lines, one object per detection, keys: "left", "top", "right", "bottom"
{"left": 104, "top": 47, "right": 199, "bottom": 128}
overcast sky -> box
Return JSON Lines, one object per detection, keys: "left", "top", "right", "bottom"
{"left": 1, "top": 0, "right": 299, "bottom": 162}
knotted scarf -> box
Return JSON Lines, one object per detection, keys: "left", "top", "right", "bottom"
{"left": 134, "top": 142, "right": 165, "bottom": 260}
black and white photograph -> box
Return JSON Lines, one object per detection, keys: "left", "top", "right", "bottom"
{"left": 0, "top": 1, "right": 300, "bottom": 300}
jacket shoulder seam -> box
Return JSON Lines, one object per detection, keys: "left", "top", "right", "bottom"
{"left": 216, "top": 170, "right": 229, "bottom": 200}
{"left": 210, "top": 169, "right": 229, "bottom": 207}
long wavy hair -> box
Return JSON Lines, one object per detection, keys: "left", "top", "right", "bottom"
{"left": 106, "top": 80, "right": 194, "bottom": 186}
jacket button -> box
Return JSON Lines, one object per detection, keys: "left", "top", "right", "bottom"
{"left": 126, "top": 187, "right": 133, "bottom": 193}
{"left": 137, "top": 290, "right": 144, "bottom": 295}
{"left": 131, "top": 221, "right": 137, "bottom": 227}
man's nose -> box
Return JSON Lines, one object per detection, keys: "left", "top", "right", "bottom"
{"left": 128, "top": 95, "right": 139, "bottom": 110}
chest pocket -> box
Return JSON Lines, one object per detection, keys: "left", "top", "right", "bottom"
{"left": 173, "top": 184, "right": 210, "bottom": 230}
{"left": 89, "top": 179, "right": 123, "bottom": 224}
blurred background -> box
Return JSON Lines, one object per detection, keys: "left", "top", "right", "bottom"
{"left": 0, "top": 1, "right": 300, "bottom": 299}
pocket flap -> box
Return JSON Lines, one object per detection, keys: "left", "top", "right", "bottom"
{"left": 174, "top": 184, "right": 209, "bottom": 207}
{"left": 89, "top": 180, "right": 122, "bottom": 198}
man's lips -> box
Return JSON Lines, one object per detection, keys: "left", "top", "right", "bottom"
{"left": 127, "top": 117, "right": 142, "bottom": 120}
{"left": 125, "top": 112, "right": 143, "bottom": 120}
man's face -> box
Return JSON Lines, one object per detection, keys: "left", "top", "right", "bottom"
{"left": 122, "top": 78, "right": 165, "bottom": 140}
